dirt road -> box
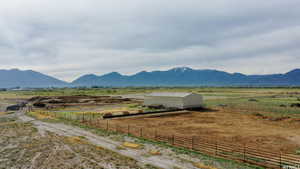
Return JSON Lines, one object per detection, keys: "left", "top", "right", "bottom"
{"left": 1, "top": 114, "right": 145, "bottom": 169}
{"left": 17, "top": 111, "right": 199, "bottom": 169}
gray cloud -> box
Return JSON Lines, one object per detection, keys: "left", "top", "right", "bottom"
{"left": 0, "top": 0, "right": 300, "bottom": 81}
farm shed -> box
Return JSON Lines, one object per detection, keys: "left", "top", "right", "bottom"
{"left": 144, "top": 92, "right": 203, "bottom": 109}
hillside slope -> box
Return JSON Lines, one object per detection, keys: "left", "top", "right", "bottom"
{"left": 72, "top": 67, "right": 300, "bottom": 87}
{"left": 0, "top": 69, "right": 67, "bottom": 88}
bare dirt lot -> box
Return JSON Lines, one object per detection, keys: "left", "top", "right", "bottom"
{"left": 111, "top": 107, "right": 300, "bottom": 154}
{"left": 0, "top": 117, "right": 147, "bottom": 169}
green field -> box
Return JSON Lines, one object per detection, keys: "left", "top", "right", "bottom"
{"left": 2, "top": 87, "right": 300, "bottom": 118}
{"left": 4, "top": 87, "right": 299, "bottom": 168}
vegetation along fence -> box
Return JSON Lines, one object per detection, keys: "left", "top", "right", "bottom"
{"left": 38, "top": 111, "right": 300, "bottom": 169}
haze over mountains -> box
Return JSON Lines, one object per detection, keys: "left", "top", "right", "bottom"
{"left": 1, "top": 67, "right": 300, "bottom": 88}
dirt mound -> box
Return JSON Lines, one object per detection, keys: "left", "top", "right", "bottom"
{"left": 28, "top": 96, "right": 51, "bottom": 102}
{"left": 33, "top": 102, "right": 46, "bottom": 108}
{"left": 31, "top": 96, "right": 134, "bottom": 104}
{"left": 291, "top": 103, "right": 300, "bottom": 108}
{"left": 28, "top": 95, "right": 139, "bottom": 109}
{"left": 48, "top": 99, "right": 64, "bottom": 104}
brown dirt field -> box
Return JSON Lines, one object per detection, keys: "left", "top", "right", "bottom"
{"left": 111, "top": 108, "right": 300, "bottom": 154}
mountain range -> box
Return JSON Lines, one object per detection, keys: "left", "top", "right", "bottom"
{"left": 1, "top": 67, "right": 300, "bottom": 88}
{"left": 72, "top": 67, "right": 300, "bottom": 87}
{"left": 0, "top": 69, "right": 67, "bottom": 88}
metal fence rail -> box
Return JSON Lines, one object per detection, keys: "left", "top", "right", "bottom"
{"left": 39, "top": 111, "right": 300, "bottom": 169}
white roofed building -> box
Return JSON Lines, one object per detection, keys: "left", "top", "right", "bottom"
{"left": 144, "top": 92, "right": 203, "bottom": 109}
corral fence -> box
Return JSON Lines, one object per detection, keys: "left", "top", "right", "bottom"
{"left": 103, "top": 108, "right": 183, "bottom": 119}
{"left": 35, "top": 111, "right": 300, "bottom": 169}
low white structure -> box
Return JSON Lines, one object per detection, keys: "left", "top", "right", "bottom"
{"left": 144, "top": 92, "right": 203, "bottom": 109}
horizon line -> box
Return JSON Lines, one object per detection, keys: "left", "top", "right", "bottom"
{"left": 1, "top": 67, "right": 299, "bottom": 83}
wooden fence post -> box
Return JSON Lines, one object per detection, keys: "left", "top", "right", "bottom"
{"left": 215, "top": 141, "right": 218, "bottom": 156}
{"left": 106, "top": 120, "right": 109, "bottom": 131}
{"left": 279, "top": 152, "right": 282, "bottom": 169}
{"left": 140, "top": 128, "right": 143, "bottom": 137}
{"left": 243, "top": 144, "right": 246, "bottom": 162}
{"left": 127, "top": 125, "right": 130, "bottom": 135}
{"left": 154, "top": 130, "right": 157, "bottom": 140}
{"left": 192, "top": 136, "right": 194, "bottom": 150}
{"left": 89, "top": 113, "right": 92, "bottom": 124}
{"left": 172, "top": 135, "right": 175, "bottom": 145}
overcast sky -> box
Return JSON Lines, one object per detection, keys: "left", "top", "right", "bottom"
{"left": 0, "top": 0, "right": 300, "bottom": 81}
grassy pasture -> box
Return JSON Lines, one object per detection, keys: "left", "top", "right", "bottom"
{"left": 3, "top": 87, "right": 299, "bottom": 116}
{"left": 2, "top": 87, "right": 299, "bottom": 97}
{"left": 204, "top": 93, "right": 300, "bottom": 118}
{"left": 125, "top": 87, "right": 300, "bottom": 117}
{"left": 2, "top": 87, "right": 300, "bottom": 120}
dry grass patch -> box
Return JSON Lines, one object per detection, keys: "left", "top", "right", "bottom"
{"left": 0, "top": 121, "right": 17, "bottom": 126}
{"left": 0, "top": 112, "right": 7, "bottom": 115}
{"left": 193, "top": 162, "right": 218, "bottom": 169}
{"left": 148, "top": 150, "right": 161, "bottom": 156}
{"left": 28, "top": 111, "right": 54, "bottom": 120}
{"left": 123, "top": 142, "right": 143, "bottom": 149}
{"left": 102, "top": 107, "right": 135, "bottom": 115}
{"left": 65, "top": 136, "right": 90, "bottom": 145}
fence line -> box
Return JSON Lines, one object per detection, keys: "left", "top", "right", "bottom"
{"left": 36, "top": 111, "right": 300, "bottom": 169}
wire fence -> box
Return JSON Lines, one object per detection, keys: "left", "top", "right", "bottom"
{"left": 36, "top": 110, "right": 300, "bottom": 169}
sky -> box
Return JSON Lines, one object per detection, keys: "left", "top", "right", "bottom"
{"left": 0, "top": 0, "right": 300, "bottom": 82}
